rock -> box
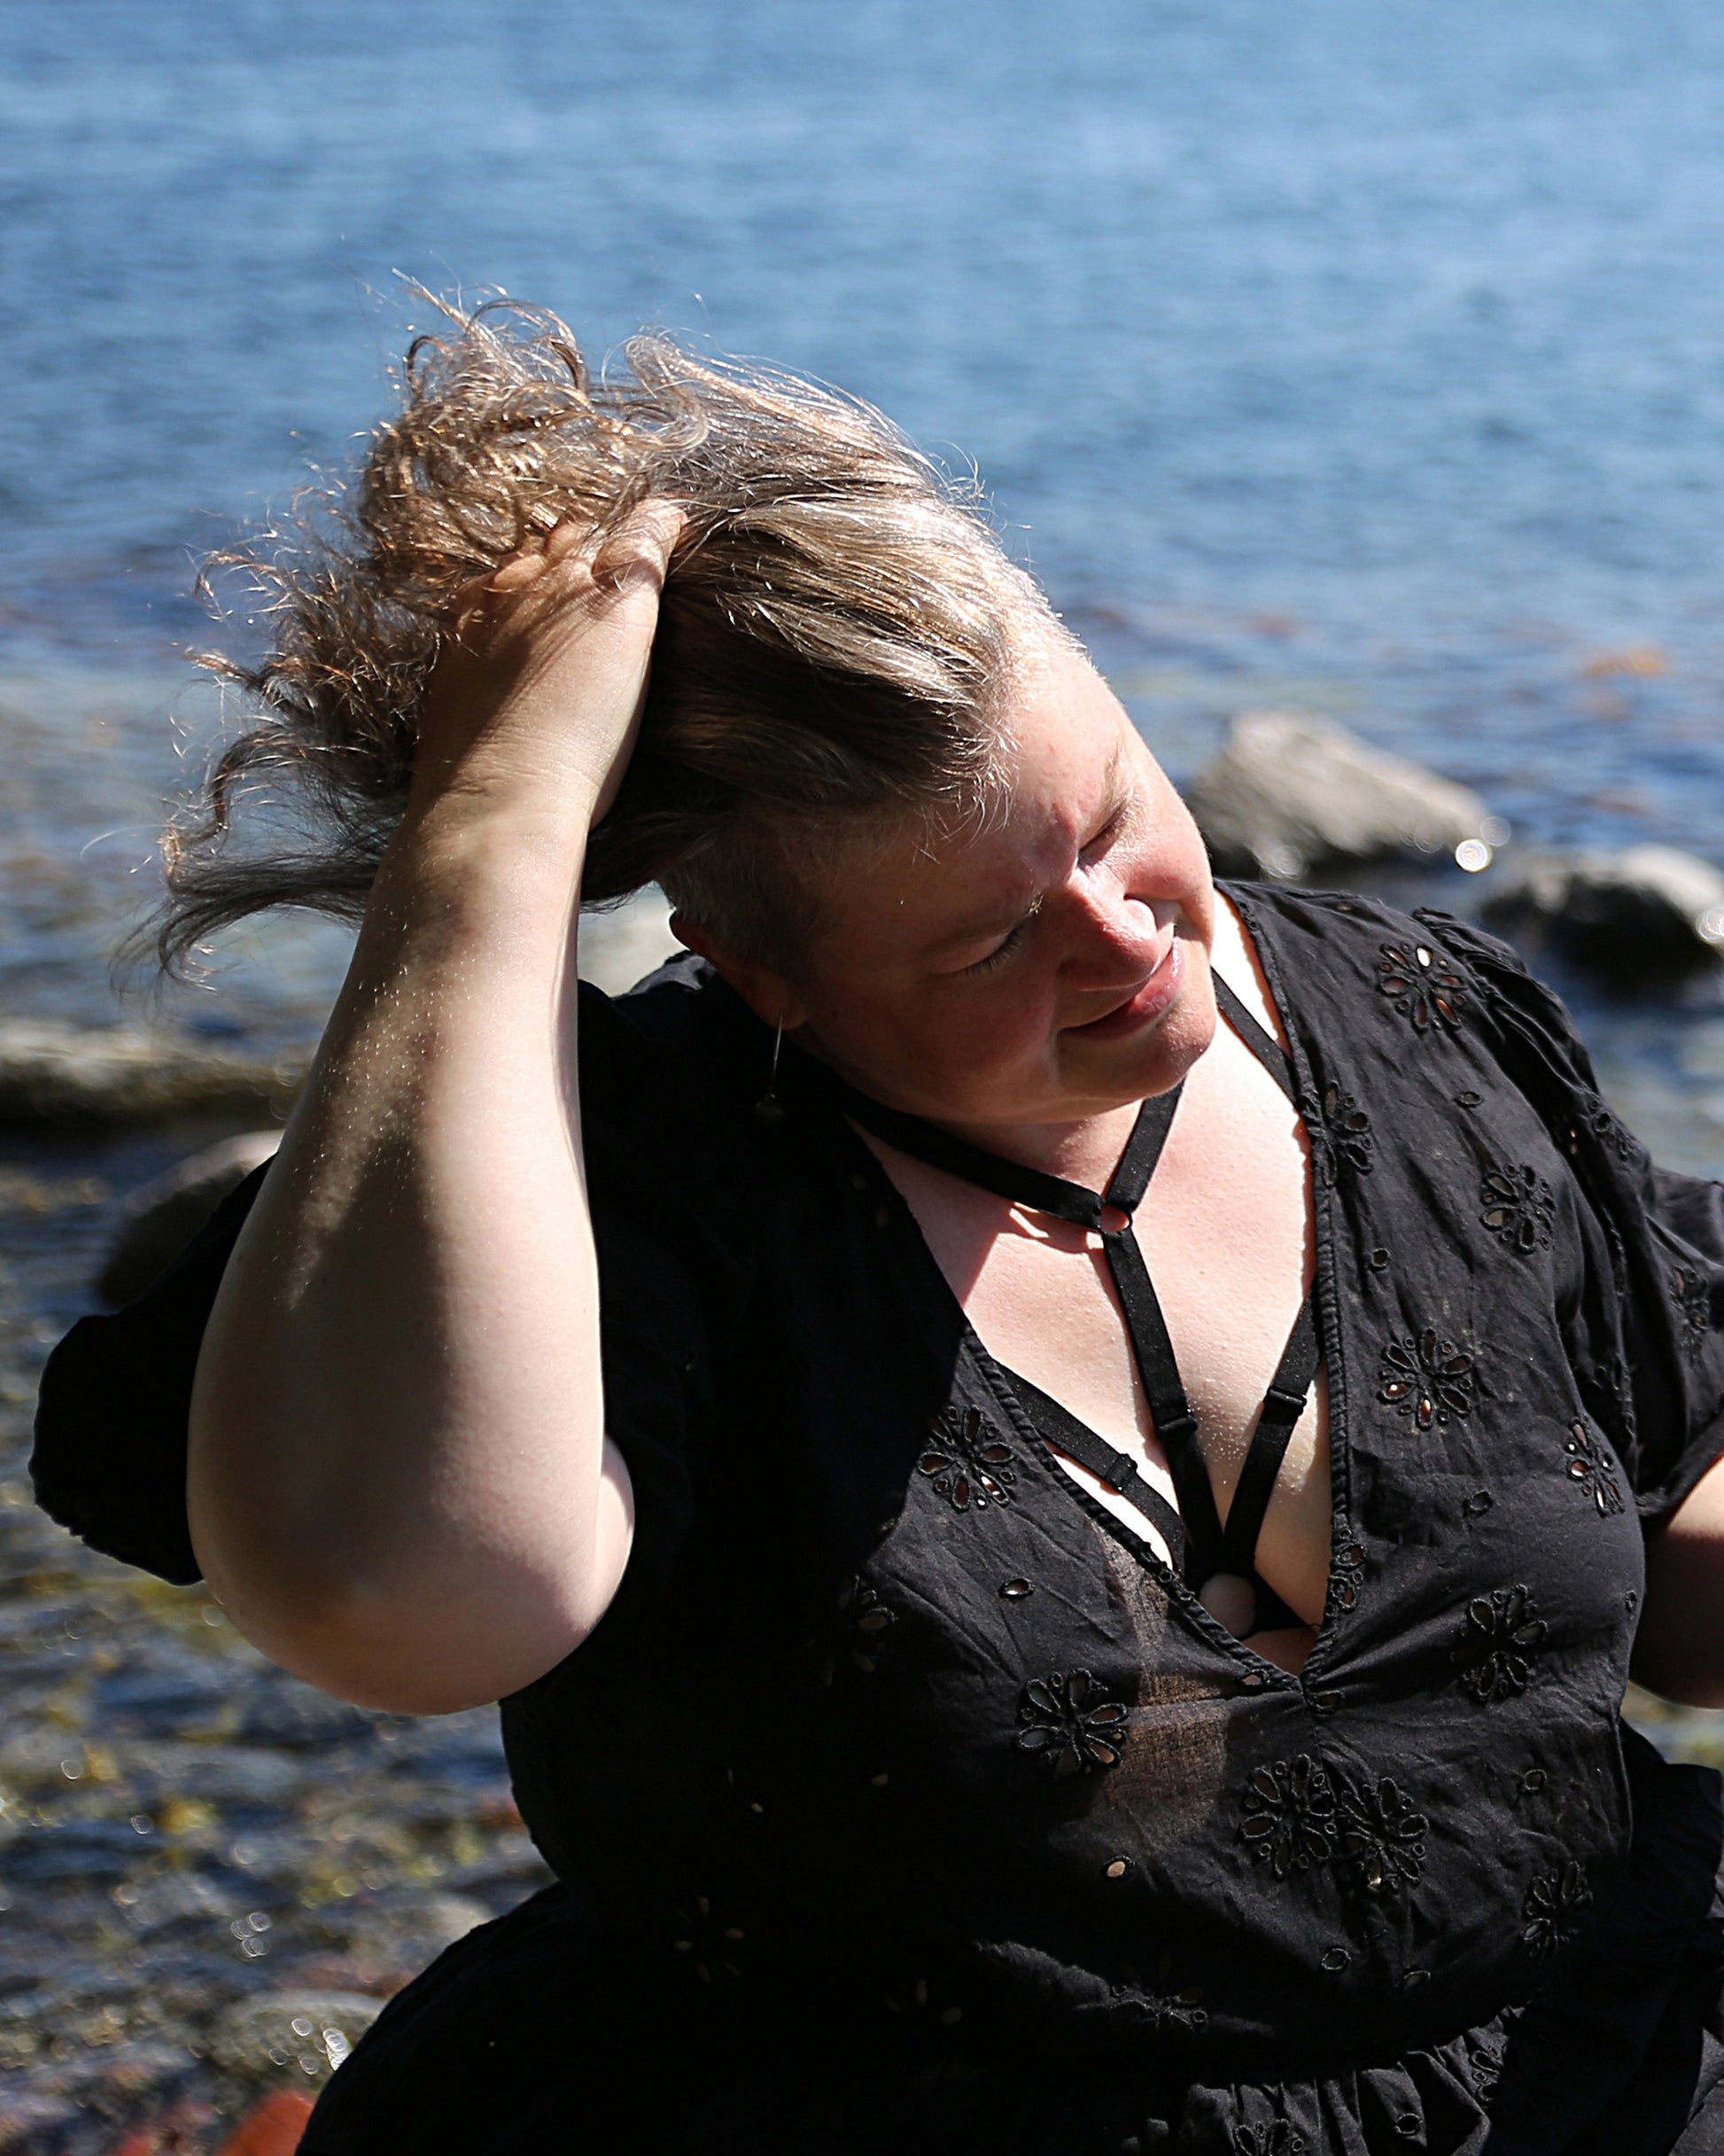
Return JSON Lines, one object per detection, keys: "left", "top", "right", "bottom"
{"left": 578, "top": 886, "right": 683, "bottom": 995}
{"left": 1184, "top": 711, "right": 1495, "bottom": 880}
{"left": 97, "top": 1132, "right": 283, "bottom": 1306}
{"left": 1483, "top": 844, "right": 1724, "bottom": 981}
{"left": 204, "top": 1990, "right": 381, "bottom": 2086}
{"left": 0, "top": 1022, "right": 304, "bottom": 1129}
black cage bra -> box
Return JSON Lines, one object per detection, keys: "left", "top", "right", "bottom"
{"left": 791, "top": 972, "right": 1320, "bottom": 1638}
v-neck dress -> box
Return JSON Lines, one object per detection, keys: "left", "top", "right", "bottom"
{"left": 31, "top": 884, "right": 1724, "bottom": 2156}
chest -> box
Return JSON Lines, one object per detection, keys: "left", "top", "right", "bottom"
{"left": 884, "top": 1024, "right": 1311, "bottom": 1447}
{"left": 865, "top": 995, "right": 1332, "bottom": 1635}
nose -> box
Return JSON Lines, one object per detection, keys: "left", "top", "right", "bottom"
{"left": 1060, "top": 876, "right": 1170, "bottom": 990}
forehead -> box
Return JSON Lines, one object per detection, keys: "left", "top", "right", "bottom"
{"left": 813, "top": 650, "right": 1137, "bottom": 961}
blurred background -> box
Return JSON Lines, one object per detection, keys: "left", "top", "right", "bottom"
{"left": 6, "top": 0, "right": 1724, "bottom": 2146}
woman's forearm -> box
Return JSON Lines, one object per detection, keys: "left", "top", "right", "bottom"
{"left": 187, "top": 514, "right": 677, "bottom": 1714}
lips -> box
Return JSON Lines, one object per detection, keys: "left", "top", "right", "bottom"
{"left": 1063, "top": 938, "right": 1185, "bottom": 1043}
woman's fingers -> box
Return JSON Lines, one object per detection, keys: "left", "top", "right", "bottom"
{"left": 594, "top": 500, "right": 685, "bottom": 595}
{"left": 412, "top": 501, "right": 685, "bottom": 816}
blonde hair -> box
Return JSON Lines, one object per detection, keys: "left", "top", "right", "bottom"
{"left": 157, "top": 298, "right": 1060, "bottom": 974}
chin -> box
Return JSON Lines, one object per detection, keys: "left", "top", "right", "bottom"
{"left": 1074, "top": 986, "right": 1215, "bottom": 1104}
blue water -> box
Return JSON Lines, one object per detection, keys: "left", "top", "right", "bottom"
{"left": 6, "top": 0, "right": 1724, "bottom": 1070}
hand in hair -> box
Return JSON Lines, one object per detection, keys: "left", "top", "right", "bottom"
{"left": 412, "top": 501, "right": 684, "bottom": 827}
{"left": 187, "top": 505, "right": 685, "bottom": 1717}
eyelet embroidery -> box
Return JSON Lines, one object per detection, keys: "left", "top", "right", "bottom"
{"left": 1300, "top": 1083, "right": 1374, "bottom": 1185}
{"left": 1113, "top": 1954, "right": 1208, "bottom": 2035}
{"left": 1241, "top": 1755, "right": 1430, "bottom": 1897}
{"left": 1467, "top": 2035, "right": 1506, "bottom": 2096}
{"left": 1479, "top": 1164, "right": 1555, "bottom": 1254}
{"left": 1520, "top": 1860, "right": 1593, "bottom": 1958}
{"left": 1550, "top": 1090, "right": 1640, "bottom": 1165}
{"left": 670, "top": 1894, "right": 748, "bottom": 1984}
{"left": 1452, "top": 1585, "right": 1548, "bottom": 1703}
{"left": 1562, "top": 1422, "right": 1625, "bottom": 1518}
{"left": 1016, "top": 1670, "right": 1130, "bottom": 1777}
{"left": 918, "top": 1406, "right": 1017, "bottom": 1511}
{"left": 882, "top": 1973, "right": 966, "bottom": 2028}
{"left": 1376, "top": 942, "right": 1467, "bottom": 1033}
{"left": 1241, "top": 1755, "right": 1339, "bottom": 1877}
{"left": 1673, "top": 1265, "right": 1712, "bottom": 1361}
{"left": 1378, "top": 1328, "right": 1476, "bottom": 1428}
{"left": 808, "top": 1576, "right": 897, "bottom": 1685}
{"left": 1233, "top": 2126, "right": 1307, "bottom": 2156}
{"left": 1336, "top": 1774, "right": 1428, "bottom": 1896}
{"left": 1326, "top": 1519, "right": 1367, "bottom": 1615}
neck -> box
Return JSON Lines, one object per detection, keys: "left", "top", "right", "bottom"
{"left": 922, "top": 1097, "right": 1146, "bottom": 1192}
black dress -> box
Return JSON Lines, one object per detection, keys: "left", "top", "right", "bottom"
{"left": 31, "top": 885, "right": 1724, "bottom": 2156}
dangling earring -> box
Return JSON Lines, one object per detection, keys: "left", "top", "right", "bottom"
{"left": 755, "top": 1019, "right": 786, "bottom": 1126}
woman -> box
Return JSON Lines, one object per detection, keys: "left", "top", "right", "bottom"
{"left": 32, "top": 302, "right": 1724, "bottom": 2155}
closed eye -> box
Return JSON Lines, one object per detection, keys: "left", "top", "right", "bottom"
{"left": 968, "top": 912, "right": 1036, "bottom": 974}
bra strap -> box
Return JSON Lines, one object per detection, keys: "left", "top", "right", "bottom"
{"left": 1210, "top": 970, "right": 1295, "bottom": 1102}
{"left": 1100, "top": 1227, "right": 1228, "bottom": 1567}
{"left": 782, "top": 1050, "right": 1181, "bottom": 1234}
{"left": 1217, "top": 1297, "right": 1321, "bottom": 1576}
{"left": 1004, "top": 1372, "right": 1189, "bottom": 1568}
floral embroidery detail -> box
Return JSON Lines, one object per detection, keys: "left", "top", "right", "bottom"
{"left": 1563, "top": 1422, "right": 1625, "bottom": 1518}
{"left": 1580, "top": 1349, "right": 1639, "bottom": 1458}
{"left": 1378, "top": 1328, "right": 1476, "bottom": 1428}
{"left": 1336, "top": 1774, "right": 1428, "bottom": 1896}
{"left": 1673, "top": 1265, "right": 1712, "bottom": 1361}
{"left": 882, "top": 1973, "right": 967, "bottom": 2028}
{"left": 1452, "top": 1585, "right": 1548, "bottom": 1703}
{"left": 1301, "top": 1082, "right": 1374, "bottom": 1186}
{"left": 1479, "top": 1164, "right": 1555, "bottom": 1254}
{"left": 918, "top": 1406, "right": 1017, "bottom": 1511}
{"left": 1016, "top": 1670, "right": 1129, "bottom": 1777}
{"left": 1604, "top": 1351, "right": 1638, "bottom": 1443}
{"left": 1114, "top": 1954, "right": 1208, "bottom": 2035}
{"left": 808, "top": 1576, "right": 896, "bottom": 1685}
{"left": 1551, "top": 1090, "right": 1639, "bottom": 1165}
{"left": 1467, "top": 2037, "right": 1505, "bottom": 2096}
{"left": 1376, "top": 942, "right": 1466, "bottom": 1033}
{"left": 1326, "top": 1520, "right": 1367, "bottom": 1615}
{"left": 1521, "top": 1861, "right": 1592, "bottom": 1958}
{"left": 670, "top": 1894, "right": 748, "bottom": 1984}
{"left": 1233, "top": 2125, "right": 1307, "bottom": 2156}
{"left": 1240, "top": 1755, "right": 1339, "bottom": 1878}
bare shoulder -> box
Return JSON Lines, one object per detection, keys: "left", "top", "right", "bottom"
{"left": 1209, "top": 890, "right": 1288, "bottom": 1049}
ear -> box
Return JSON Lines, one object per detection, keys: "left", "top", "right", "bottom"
{"left": 669, "top": 914, "right": 810, "bottom": 1031}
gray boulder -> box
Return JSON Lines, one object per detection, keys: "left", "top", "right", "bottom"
{"left": 1185, "top": 711, "right": 1495, "bottom": 880}
{"left": 204, "top": 1989, "right": 382, "bottom": 2085}
{"left": 1483, "top": 844, "right": 1724, "bottom": 981}
{"left": 0, "top": 1021, "right": 304, "bottom": 1127}
{"left": 97, "top": 1130, "right": 282, "bottom": 1306}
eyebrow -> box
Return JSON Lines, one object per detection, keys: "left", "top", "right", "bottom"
{"left": 922, "top": 738, "right": 1130, "bottom": 960}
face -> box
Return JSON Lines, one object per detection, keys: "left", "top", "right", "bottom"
{"left": 688, "top": 639, "right": 1218, "bottom": 1133}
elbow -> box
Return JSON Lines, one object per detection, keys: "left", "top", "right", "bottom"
{"left": 191, "top": 1540, "right": 614, "bottom": 1715}
{"left": 1629, "top": 1650, "right": 1724, "bottom": 1712}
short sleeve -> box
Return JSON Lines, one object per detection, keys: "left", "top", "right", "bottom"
{"left": 1417, "top": 907, "right": 1724, "bottom": 1524}
{"left": 32, "top": 1167, "right": 268, "bottom": 1584}
{"left": 31, "top": 977, "right": 754, "bottom": 1599}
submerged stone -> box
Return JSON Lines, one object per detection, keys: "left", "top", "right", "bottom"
{"left": 1185, "top": 711, "right": 1494, "bottom": 881}
{"left": 1483, "top": 844, "right": 1724, "bottom": 982}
